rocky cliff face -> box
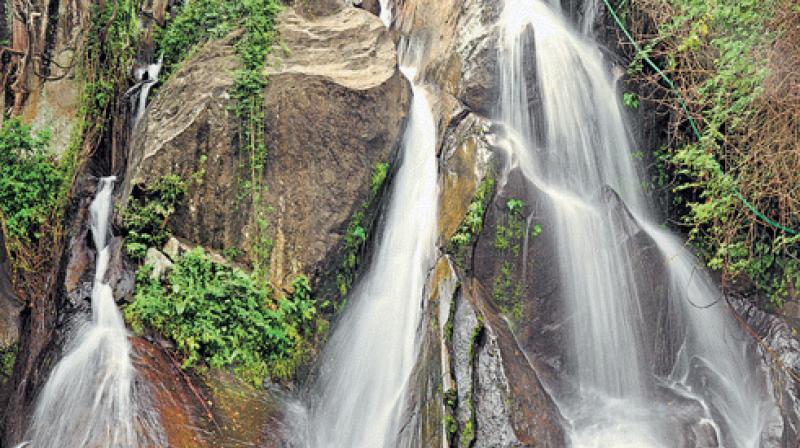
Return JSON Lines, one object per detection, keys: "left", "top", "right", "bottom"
{"left": 2, "top": 0, "right": 799, "bottom": 446}
{"left": 117, "top": 3, "right": 410, "bottom": 445}
{"left": 391, "top": 1, "right": 567, "bottom": 445}
{"left": 122, "top": 5, "right": 409, "bottom": 291}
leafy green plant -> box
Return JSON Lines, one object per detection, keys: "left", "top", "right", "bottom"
{"left": 495, "top": 198, "right": 526, "bottom": 256}
{"left": 623, "top": 91, "right": 640, "bottom": 109}
{"left": 371, "top": 162, "right": 390, "bottom": 194}
{"left": 629, "top": 0, "right": 798, "bottom": 304}
{"left": 0, "top": 346, "right": 17, "bottom": 384}
{"left": 0, "top": 119, "right": 63, "bottom": 249}
{"left": 451, "top": 176, "right": 495, "bottom": 248}
{"left": 335, "top": 161, "right": 393, "bottom": 298}
{"left": 125, "top": 248, "right": 318, "bottom": 383}
{"left": 121, "top": 175, "right": 187, "bottom": 259}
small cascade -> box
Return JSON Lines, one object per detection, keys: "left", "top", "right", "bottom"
{"left": 17, "top": 177, "right": 155, "bottom": 448}
{"left": 378, "top": 0, "right": 392, "bottom": 27}
{"left": 127, "top": 56, "right": 163, "bottom": 126}
{"left": 497, "top": 0, "right": 780, "bottom": 446}
{"left": 294, "top": 42, "right": 439, "bottom": 447}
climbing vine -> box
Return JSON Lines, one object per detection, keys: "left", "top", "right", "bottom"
{"left": 155, "top": 0, "right": 283, "bottom": 280}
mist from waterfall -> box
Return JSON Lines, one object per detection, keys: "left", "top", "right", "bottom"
{"left": 498, "top": 0, "right": 780, "bottom": 446}
{"left": 293, "top": 41, "right": 439, "bottom": 447}
{"left": 17, "top": 177, "right": 158, "bottom": 448}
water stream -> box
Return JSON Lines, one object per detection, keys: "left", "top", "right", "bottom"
{"left": 127, "top": 56, "right": 163, "bottom": 127}
{"left": 293, "top": 42, "right": 439, "bottom": 447}
{"left": 17, "top": 178, "right": 148, "bottom": 448}
{"left": 378, "top": 0, "right": 392, "bottom": 27}
{"left": 497, "top": 0, "right": 779, "bottom": 446}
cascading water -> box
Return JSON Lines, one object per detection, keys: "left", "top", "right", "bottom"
{"left": 17, "top": 177, "right": 150, "bottom": 448}
{"left": 127, "top": 56, "right": 163, "bottom": 126}
{"left": 498, "top": 0, "right": 780, "bottom": 446}
{"left": 378, "top": 0, "right": 392, "bottom": 27}
{"left": 293, "top": 43, "right": 438, "bottom": 448}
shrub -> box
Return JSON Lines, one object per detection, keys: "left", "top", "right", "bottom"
{"left": 125, "top": 248, "right": 317, "bottom": 383}
{"left": 0, "top": 119, "right": 63, "bottom": 248}
{"left": 120, "top": 175, "right": 187, "bottom": 259}
{"left": 629, "top": 0, "right": 799, "bottom": 304}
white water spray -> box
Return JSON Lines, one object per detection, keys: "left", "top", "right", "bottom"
{"left": 498, "top": 0, "right": 779, "bottom": 446}
{"left": 295, "top": 44, "right": 438, "bottom": 448}
{"left": 18, "top": 177, "right": 147, "bottom": 448}
{"left": 378, "top": 0, "right": 392, "bottom": 27}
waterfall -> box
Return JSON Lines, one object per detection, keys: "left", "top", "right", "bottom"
{"left": 127, "top": 56, "right": 163, "bottom": 127}
{"left": 17, "top": 178, "right": 151, "bottom": 448}
{"left": 294, "top": 42, "right": 439, "bottom": 448}
{"left": 378, "top": 0, "right": 392, "bottom": 27}
{"left": 497, "top": 0, "right": 780, "bottom": 446}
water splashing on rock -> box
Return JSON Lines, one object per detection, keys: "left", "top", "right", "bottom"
{"left": 17, "top": 177, "right": 160, "bottom": 448}
{"left": 497, "top": 0, "right": 781, "bottom": 445}
{"left": 292, "top": 40, "right": 439, "bottom": 447}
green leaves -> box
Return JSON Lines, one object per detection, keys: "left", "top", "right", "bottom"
{"left": 623, "top": 92, "right": 640, "bottom": 109}
{"left": 125, "top": 248, "right": 318, "bottom": 384}
{"left": 371, "top": 162, "right": 390, "bottom": 194}
{"left": 121, "top": 175, "right": 187, "bottom": 259}
{"left": 0, "top": 119, "right": 64, "bottom": 247}
{"left": 450, "top": 176, "right": 495, "bottom": 248}
{"left": 640, "top": 0, "right": 797, "bottom": 305}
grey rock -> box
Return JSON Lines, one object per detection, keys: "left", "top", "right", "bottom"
{"left": 145, "top": 248, "right": 173, "bottom": 281}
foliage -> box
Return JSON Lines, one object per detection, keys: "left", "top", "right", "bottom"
{"left": 155, "top": 0, "right": 283, "bottom": 280}
{"left": 461, "top": 420, "right": 475, "bottom": 448}
{"left": 335, "top": 161, "right": 392, "bottom": 298}
{"left": 450, "top": 176, "right": 496, "bottom": 248}
{"left": 0, "top": 346, "right": 17, "bottom": 384}
{"left": 629, "top": 0, "right": 799, "bottom": 304}
{"left": 623, "top": 91, "right": 640, "bottom": 109}
{"left": 371, "top": 162, "right": 390, "bottom": 195}
{"left": 444, "top": 415, "right": 458, "bottom": 437}
{"left": 494, "top": 198, "right": 527, "bottom": 257}
{"left": 121, "top": 176, "right": 187, "bottom": 259}
{"left": 491, "top": 199, "right": 541, "bottom": 322}
{"left": 125, "top": 248, "right": 318, "bottom": 383}
{"left": 493, "top": 261, "right": 524, "bottom": 322}
{"left": 0, "top": 119, "right": 64, "bottom": 250}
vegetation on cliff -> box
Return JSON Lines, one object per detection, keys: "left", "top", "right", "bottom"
{"left": 126, "top": 248, "right": 318, "bottom": 384}
{"left": 155, "top": 0, "right": 283, "bottom": 280}
{"left": 625, "top": 0, "right": 799, "bottom": 304}
{"left": 0, "top": 120, "right": 63, "bottom": 260}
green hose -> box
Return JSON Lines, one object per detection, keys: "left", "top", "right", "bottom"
{"left": 600, "top": 0, "right": 798, "bottom": 235}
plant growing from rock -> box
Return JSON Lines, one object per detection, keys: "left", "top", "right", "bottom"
{"left": 125, "top": 247, "right": 318, "bottom": 384}
{"left": 121, "top": 175, "right": 187, "bottom": 259}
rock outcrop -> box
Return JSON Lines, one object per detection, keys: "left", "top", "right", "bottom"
{"left": 122, "top": 6, "right": 409, "bottom": 291}
{"left": 392, "top": 0, "right": 568, "bottom": 445}
{"left": 118, "top": 3, "right": 410, "bottom": 445}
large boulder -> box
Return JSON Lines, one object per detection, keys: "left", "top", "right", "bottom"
{"left": 122, "top": 6, "right": 409, "bottom": 290}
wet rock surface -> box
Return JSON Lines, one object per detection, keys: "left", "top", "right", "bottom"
{"left": 734, "top": 297, "right": 800, "bottom": 445}
{"left": 396, "top": 0, "right": 502, "bottom": 117}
